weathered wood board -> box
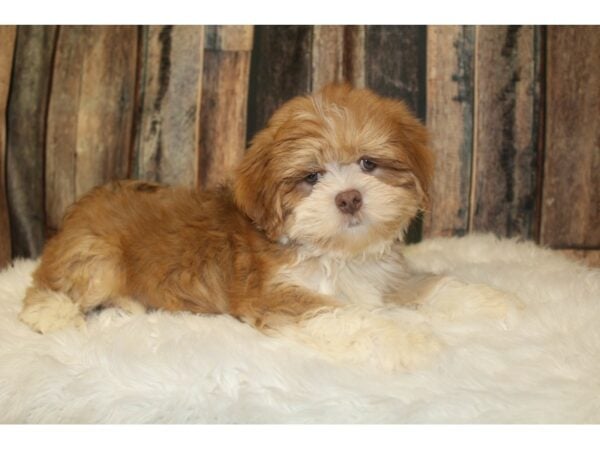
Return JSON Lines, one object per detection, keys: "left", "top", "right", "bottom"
{"left": 133, "top": 25, "right": 204, "bottom": 187}
{"left": 0, "top": 26, "right": 16, "bottom": 267}
{"left": 424, "top": 25, "right": 475, "bottom": 238}
{"left": 542, "top": 26, "right": 600, "bottom": 248}
{"left": 46, "top": 26, "right": 137, "bottom": 233}
{"left": 6, "top": 26, "right": 57, "bottom": 258}
{"left": 199, "top": 26, "right": 253, "bottom": 188}
{"left": 470, "top": 25, "right": 542, "bottom": 239}
{"left": 312, "top": 26, "right": 345, "bottom": 91}
{"left": 246, "top": 26, "right": 312, "bottom": 141}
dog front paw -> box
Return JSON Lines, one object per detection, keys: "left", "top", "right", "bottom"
{"left": 421, "top": 276, "right": 524, "bottom": 326}
{"left": 275, "top": 305, "right": 442, "bottom": 372}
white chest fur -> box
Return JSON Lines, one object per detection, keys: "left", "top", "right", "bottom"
{"left": 276, "top": 247, "right": 409, "bottom": 306}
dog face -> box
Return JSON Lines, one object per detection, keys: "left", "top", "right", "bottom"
{"left": 234, "top": 84, "right": 434, "bottom": 256}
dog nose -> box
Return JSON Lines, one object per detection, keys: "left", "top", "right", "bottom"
{"left": 335, "top": 189, "right": 362, "bottom": 215}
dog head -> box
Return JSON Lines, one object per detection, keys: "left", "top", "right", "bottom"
{"left": 234, "top": 84, "right": 434, "bottom": 256}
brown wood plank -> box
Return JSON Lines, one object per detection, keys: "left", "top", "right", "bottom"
{"left": 364, "top": 26, "right": 427, "bottom": 243}
{"left": 0, "top": 26, "right": 16, "bottom": 268}
{"left": 46, "top": 26, "right": 137, "bottom": 233}
{"left": 558, "top": 249, "right": 600, "bottom": 269}
{"left": 312, "top": 26, "right": 345, "bottom": 91}
{"left": 132, "top": 25, "right": 204, "bottom": 188}
{"left": 6, "top": 26, "right": 57, "bottom": 259}
{"left": 424, "top": 25, "right": 475, "bottom": 238}
{"left": 542, "top": 26, "right": 600, "bottom": 248}
{"left": 342, "top": 25, "right": 366, "bottom": 88}
{"left": 246, "top": 25, "right": 312, "bottom": 141}
{"left": 312, "top": 25, "right": 366, "bottom": 91}
{"left": 204, "top": 25, "right": 252, "bottom": 52}
{"left": 199, "top": 26, "right": 253, "bottom": 188}
{"left": 471, "top": 26, "right": 542, "bottom": 240}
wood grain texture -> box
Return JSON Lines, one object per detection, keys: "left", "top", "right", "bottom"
{"left": 342, "top": 26, "right": 366, "bottom": 88}
{"left": 205, "top": 25, "right": 253, "bottom": 51}
{"left": 471, "top": 26, "right": 542, "bottom": 239}
{"left": 424, "top": 26, "right": 475, "bottom": 238}
{"left": 199, "top": 26, "right": 253, "bottom": 188}
{"left": 6, "top": 26, "right": 57, "bottom": 258}
{"left": 365, "top": 26, "right": 426, "bottom": 119}
{"left": 246, "top": 26, "right": 312, "bottom": 141}
{"left": 365, "top": 26, "right": 427, "bottom": 243}
{"left": 542, "top": 26, "right": 600, "bottom": 248}
{"left": 311, "top": 26, "right": 366, "bottom": 91}
{"left": 133, "top": 26, "right": 204, "bottom": 187}
{"left": 46, "top": 26, "right": 137, "bottom": 233}
{"left": 312, "top": 26, "right": 345, "bottom": 91}
{"left": 558, "top": 249, "right": 600, "bottom": 268}
{"left": 0, "top": 26, "right": 16, "bottom": 267}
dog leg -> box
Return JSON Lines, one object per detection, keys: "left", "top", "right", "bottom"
{"left": 229, "top": 285, "right": 341, "bottom": 329}
{"left": 419, "top": 277, "right": 524, "bottom": 322}
{"left": 20, "top": 235, "right": 126, "bottom": 333}
{"left": 387, "top": 274, "right": 524, "bottom": 323}
{"left": 277, "top": 304, "right": 441, "bottom": 371}
{"left": 231, "top": 285, "right": 441, "bottom": 371}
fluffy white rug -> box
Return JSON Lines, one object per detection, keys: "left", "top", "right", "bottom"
{"left": 1, "top": 234, "right": 599, "bottom": 424}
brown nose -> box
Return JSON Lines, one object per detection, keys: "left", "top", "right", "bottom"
{"left": 335, "top": 189, "right": 362, "bottom": 215}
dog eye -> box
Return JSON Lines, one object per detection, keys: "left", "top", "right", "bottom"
{"left": 359, "top": 158, "right": 377, "bottom": 172}
{"left": 304, "top": 172, "right": 321, "bottom": 185}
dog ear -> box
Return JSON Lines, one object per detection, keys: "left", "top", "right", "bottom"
{"left": 383, "top": 99, "right": 435, "bottom": 209}
{"left": 233, "top": 129, "right": 286, "bottom": 241}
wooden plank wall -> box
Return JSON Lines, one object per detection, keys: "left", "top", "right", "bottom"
{"left": 542, "top": 26, "right": 599, "bottom": 250}
{"left": 0, "top": 25, "right": 598, "bottom": 269}
{"left": 0, "top": 26, "right": 16, "bottom": 268}
{"left": 6, "top": 26, "right": 57, "bottom": 259}
{"left": 425, "top": 26, "right": 475, "bottom": 237}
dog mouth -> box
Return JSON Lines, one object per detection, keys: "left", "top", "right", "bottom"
{"left": 344, "top": 215, "right": 364, "bottom": 229}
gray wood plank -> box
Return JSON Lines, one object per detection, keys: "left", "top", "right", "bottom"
{"left": 424, "top": 25, "right": 475, "bottom": 238}
{"left": 133, "top": 26, "right": 204, "bottom": 187}
{"left": 6, "top": 26, "right": 57, "bottom": 258}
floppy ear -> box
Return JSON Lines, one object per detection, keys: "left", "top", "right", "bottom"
{"left": 233, "top": 129, "right": 286, "bottom": 241}
{"left": 384, "top": 99, "right": 435, "bottom": 209}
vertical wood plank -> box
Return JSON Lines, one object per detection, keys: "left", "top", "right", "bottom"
{"left": 365, "top": 25, "right": 427, "bottom": 243}
{"left": 199, "top": 26, "right": 253, "bottom": 188}
{"left": 342, "top": 25, "right": 366, "bottom": 88}
{"left": 6, "top": 26, "right": 57, "bottom": 259}
{"left": 46, "top": 26, "right": 137, "bottom": 233}
{"left": 471, "top": 26, "right": 542, "bottom": 239}
{"left": 542, "top": 26, "right": 600, "bottom": 248}
{"left": 424, "top": 25, "right": 475, "bottom": 237}
{"left": 246, "top": 25, "right": 312, "bottom": 140}
{"left": 312, "top": 26, "right": 345, "bottom": 91}
{"left": 312, "top": 25, "right": 366, "bottom": 91}
{"left": 0, "top": 26, "right": 16, "bottom": 267}
{"left": 365, "top": 26, "right": 427, "bottom": 119}
{"left": 133, "top": 25, "right": 204, "bottom": 187}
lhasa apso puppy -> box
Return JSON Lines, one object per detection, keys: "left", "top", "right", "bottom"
{"left": 21, "top": 84, "right": 512, "bottom": 370}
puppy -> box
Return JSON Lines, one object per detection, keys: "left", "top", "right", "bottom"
{"left": 20, "top": 84, "right": 443, "bottom": 368}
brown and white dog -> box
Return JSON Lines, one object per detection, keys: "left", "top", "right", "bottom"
{"left": 21, "top": 84, "right": 499, "bottom": 369}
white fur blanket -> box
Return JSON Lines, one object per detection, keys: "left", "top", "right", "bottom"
{"left": 1, "top": 234, "right": 599, "bottom": 424}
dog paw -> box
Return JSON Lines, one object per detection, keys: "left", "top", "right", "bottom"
{"left": 19, "top": 289, "right": 86, "bottom": 334}
{"left": 276, "top": 305, "right": 442, "bottom": 372}
{"left": 421, "top": 276, "right": 524, "bottom": 326}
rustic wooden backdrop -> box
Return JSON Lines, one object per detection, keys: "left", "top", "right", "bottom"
{"left": 0, "top": 25, "right": 598, "bottom": 268}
